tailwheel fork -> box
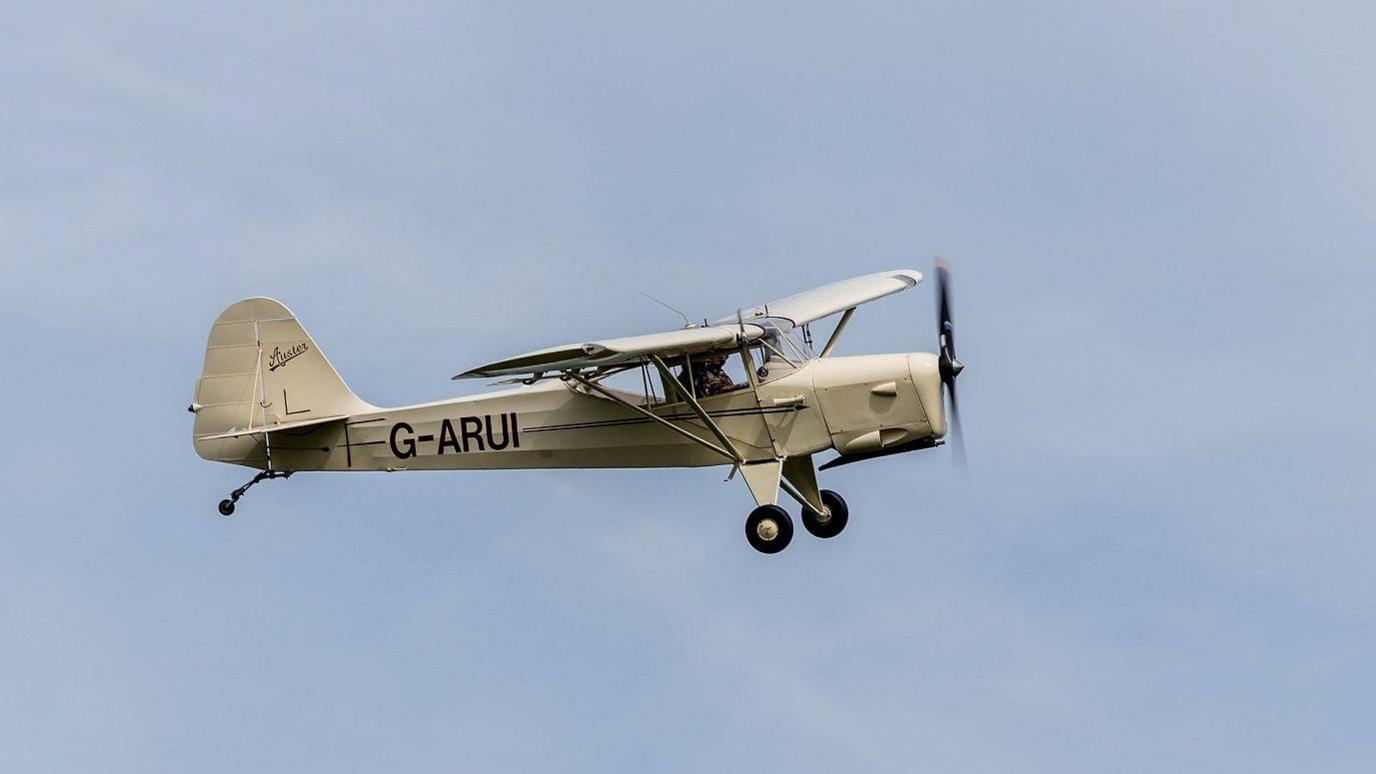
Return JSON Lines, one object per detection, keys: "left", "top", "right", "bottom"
{"left": 218, "top": 470, "right": 293, "bottom": 516}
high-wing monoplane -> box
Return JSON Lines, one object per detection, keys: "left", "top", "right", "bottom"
{"left": 190, "top": 263, "right": 965, "bottom": 553}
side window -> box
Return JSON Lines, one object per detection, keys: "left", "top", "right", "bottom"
{"left": 719, "top": 351, "right": 748, "bottom": 389}
{"left": 672, "top": 352, "right": 750, "bottom": 400}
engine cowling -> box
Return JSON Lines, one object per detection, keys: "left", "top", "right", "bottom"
{"left": 810, "top": 353, "right": 945, "bottom": 455}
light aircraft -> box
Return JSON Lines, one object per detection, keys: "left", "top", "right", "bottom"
{"left": 190, "top": 263, "right": 965, "bottom": 554}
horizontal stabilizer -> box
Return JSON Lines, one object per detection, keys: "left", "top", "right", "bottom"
{"left": 195, "top": 414, "right": 349, "bottom": 441}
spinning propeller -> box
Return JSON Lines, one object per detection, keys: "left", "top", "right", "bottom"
{"left": 933, "top": 258, "right": 966, "bottom": 468}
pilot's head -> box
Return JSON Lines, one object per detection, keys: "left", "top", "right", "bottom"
{"left": 707, "top": 353, "right": 728, "bottom": 368}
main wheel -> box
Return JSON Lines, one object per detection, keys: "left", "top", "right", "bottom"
{"left": 802, "top": 490, "right": 848, "bottom": 539}
{"left": 218, "top": 499, "right": 236, "bottom": 517}
{"left": 745, "top": 504, "right": 794, "bottom": 554}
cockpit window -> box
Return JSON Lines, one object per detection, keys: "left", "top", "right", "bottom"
{"left": 676, "top": 351, "right": 748, "bottom": 399}
{"left": 657, "top": 331, "right": 816, "bottom": 404}
{"left": 779, "top": 330, "right": 815, "bottom": 361}
{"left": 758, "top": 331, "right": 814, "bottom": 370}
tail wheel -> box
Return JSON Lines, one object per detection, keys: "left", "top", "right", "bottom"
{"left": 802, "top": 490, "right": 848, "bottom": 539}
{"left": 745, "top": 504, "right": 794, "bottom": 554}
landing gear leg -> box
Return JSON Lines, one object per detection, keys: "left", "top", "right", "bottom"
{"left": 218, "top": 470, "right": 293, "bottom": 516}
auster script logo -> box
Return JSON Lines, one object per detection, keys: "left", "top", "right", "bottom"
{"left": 267, "top": 342, "right": 309, "bottom": 371}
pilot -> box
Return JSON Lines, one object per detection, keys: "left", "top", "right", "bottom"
{"left": 699, "top": 353, "right": 737, "bottom": 396}
{"left": 677, "top": 353, "right": 738, "bottom": 399}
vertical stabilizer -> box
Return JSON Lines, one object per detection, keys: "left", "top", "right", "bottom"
{"left": 191, "top": 297, "right": 371, "bottom": 465}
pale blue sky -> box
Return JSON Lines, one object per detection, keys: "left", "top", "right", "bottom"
{"left": 3, "top": 2, "right": 1374, "bottom": 771}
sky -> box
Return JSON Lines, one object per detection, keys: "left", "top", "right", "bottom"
{"left": 2, "top": 1, "right": 1374, "bottom": 771}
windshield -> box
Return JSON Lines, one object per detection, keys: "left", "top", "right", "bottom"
{"left": 779, "top": 330, "right": 815, "bottom": 361}
{"left": 755, "top": 331, "right": 814, "bottom": 380}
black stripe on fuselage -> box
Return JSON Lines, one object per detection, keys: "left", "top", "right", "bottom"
{"left": 523, "top": 405, "right": 804, "bottom": 434}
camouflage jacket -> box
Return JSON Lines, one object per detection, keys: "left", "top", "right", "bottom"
{"left": 700, "top": 367, "right": 735, "bottom": 396}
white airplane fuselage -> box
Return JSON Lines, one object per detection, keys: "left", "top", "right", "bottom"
{"left": 196, "top": 353, "right": 946, "bottom": 472}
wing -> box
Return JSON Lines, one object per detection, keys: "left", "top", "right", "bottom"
{"left": 713, "top": 269, "right": 923, "bottom": 331}
{"left": 455, "top": 324, "right": 767, "bottom": 379}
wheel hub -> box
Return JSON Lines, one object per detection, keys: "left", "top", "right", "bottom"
{"left": 756, "top": 519, "right": 779, "bottom": 541}
{"left": 814, "top": 508, "right": 832, "bottom": 524}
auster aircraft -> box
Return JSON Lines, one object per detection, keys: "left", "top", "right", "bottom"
{"left": 190, "top": 263, "right": 965, "bottom": 554}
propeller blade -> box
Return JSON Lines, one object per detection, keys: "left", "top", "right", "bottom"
{"left": 946, "top": 376, "right": 966, "bottom": 470}
{"left": 935, "top": 257, "right": 953, "bottom": 351}
{"left": 933, "top": 257, "right": 965, "bottom": 469}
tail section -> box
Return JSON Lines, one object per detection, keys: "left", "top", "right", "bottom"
{"left": 191, "top": 297, "right": 372, "bottom": 465}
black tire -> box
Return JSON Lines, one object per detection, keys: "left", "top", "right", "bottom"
{"left": 218, "top": 499, "right": 236, "bottom": 517}
{"left": 745, "top": 504, "right": 794, "bottom": 554}
{"left": 802, "top": 490, "right": 848, "bottom": 539}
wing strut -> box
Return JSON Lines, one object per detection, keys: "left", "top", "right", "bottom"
{"left": 735, "top": 344, "right": 783, "bottom": 456}
{"left": 818, "top": 307, "right": 855, "bottom": 358}
{"left": 564, "top": 371, "right": 741, "bottom": 464}
{"left": 648, "top": 355, "right": 747, "bottom": 464}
